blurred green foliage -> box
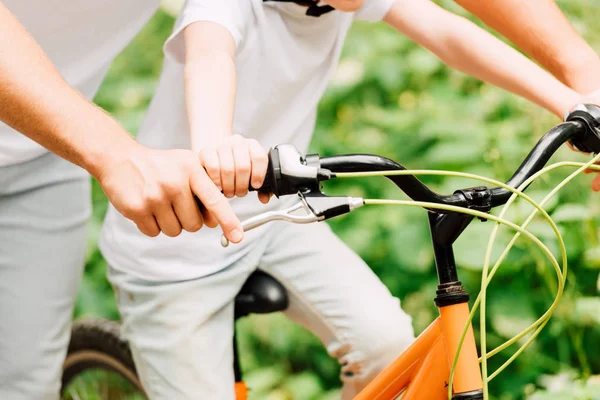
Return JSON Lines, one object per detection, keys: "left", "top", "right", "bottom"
{"left": 75, "top": 1, "right": 600, "bottom": 399}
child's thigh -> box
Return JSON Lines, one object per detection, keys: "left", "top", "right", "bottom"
{"left": 107, "top": 260, "right": 257, "bottom": 399}
{"left": 260, "top": 222, "right": 414, "bottom": 341}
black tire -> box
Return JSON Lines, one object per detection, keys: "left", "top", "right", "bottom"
{"left": 61, "top": 318, "right": 146, "bottom": 399}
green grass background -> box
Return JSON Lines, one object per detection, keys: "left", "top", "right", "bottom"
{"left": 76, "top": 1, "right": 600, "bottom": 398}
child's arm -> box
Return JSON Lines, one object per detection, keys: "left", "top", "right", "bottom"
{"left": 181, "top": 21, "right": 269, "bottom": 202}
{"left": 0, "top": 3, "right": 240, "bottom": 240}
{"left": 184, "top": 22, "right": 236, "bottom": 152}
{"left": 382, "top": 0, "right": 581, "bottom": 118}
{"left": 454, "top": 0, "right": 600, "bottom": 94}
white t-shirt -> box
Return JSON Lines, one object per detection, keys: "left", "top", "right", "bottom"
{"left": 100, "top": 0, "right": 394, "bottom": 281}
{"left": 0, "top": 0, "right": 161, "bottom": 167}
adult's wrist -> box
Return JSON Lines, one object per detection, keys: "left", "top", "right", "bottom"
{"left": 82, "top": 125, "right": 145, "bottom": 181}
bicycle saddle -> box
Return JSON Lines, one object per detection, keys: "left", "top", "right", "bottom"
{"left": 234, "top": 270, "right": 289, "bottom": 318}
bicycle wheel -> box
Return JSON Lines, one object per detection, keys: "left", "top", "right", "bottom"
{"left": 61, "top": 318, "right": 146, "bottom": 400}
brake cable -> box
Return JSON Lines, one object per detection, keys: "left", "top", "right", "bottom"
{"left": 335, "top": 151, "right": 600, "bottom": 399}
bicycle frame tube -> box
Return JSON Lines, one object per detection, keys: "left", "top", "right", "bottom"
{"left": 354, "top": 209, "right": 483, "bottom": 399}
{"left": 235, "top": 382, "right": 249, "bottom": 400}
{"left": 353, "top": 304, "right": 481, "bottom": 399}
{"left": 230, "top": 115, "right": 600, "bottom": 400}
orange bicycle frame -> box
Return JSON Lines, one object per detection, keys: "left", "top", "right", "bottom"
{"left": 234, "top": 207, "right": 487, "bottom": 399}
{"left": 351, "top": 210, "right": 486, "bottom": 399}
{"left": 233, "top": 301, "right": 482, "bottom": 400}
{"left": 354, "top": 302, "right": 482, "bottom": 399}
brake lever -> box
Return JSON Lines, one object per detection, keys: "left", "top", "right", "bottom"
{"left": 220, "top": 195, "right": 324, "bottom": 247}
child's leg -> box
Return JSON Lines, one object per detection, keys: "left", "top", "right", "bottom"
{"left": 260, "top": 222, "right": 415, "bottom": 399}
{"left": 108, "top": 248, "right": 263, "bottom": 400}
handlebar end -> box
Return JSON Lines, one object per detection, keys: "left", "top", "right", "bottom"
{"left": 565, "top": 104, "right": 600, "bottom": 153}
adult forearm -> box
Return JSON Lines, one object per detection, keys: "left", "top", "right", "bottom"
{"left": 433, "top": 16, "right": 580, "bottom": 117}
{"left": 0, "top": 3, "right": 139, "bottom": 178}
{"left": 385, "top": 1, "right": 582, "bottom": 117}
{"left": 455, "top": 0, "right": 600, "bottom": 93}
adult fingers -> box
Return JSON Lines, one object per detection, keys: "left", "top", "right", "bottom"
{"left": 201, "top": 206, "right": 219, "bottom": 228}
{"left": 153, "top": 202, "right": 183, "bottom": 237}
{"left": 592, "top": 174, "right": 600, "bottom": 192}
{"left": 590, "top": 175, "right": 600, "bottom": 192}
{"left": 173, "top": 189, "right": 204, "bottom": 233}
{"left": 119, "top": 197, "right": 161, "bottom": 237}
{"left": 134, "top": 215, "right": 161, "bottom": 237}
{"left": 190, "top": 167, "right": 243, "bottom": 243}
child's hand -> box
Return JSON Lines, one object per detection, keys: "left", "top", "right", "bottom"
{"left": 198, "top": 135, "right": 271, "bottom": 204}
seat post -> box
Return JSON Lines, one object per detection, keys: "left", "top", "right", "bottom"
{"left": 233, "top": 324, "right": 242, "bottom": 382}
{"left": 233, "top": 324, "right": 249, "bottom": 399}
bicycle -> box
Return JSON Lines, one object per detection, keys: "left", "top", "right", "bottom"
{"left": 61, "top": 104, "right": 600, "bottom": 400}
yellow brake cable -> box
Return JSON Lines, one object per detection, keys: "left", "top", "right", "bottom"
{"left": 335, "top": 151, "right": 600, "bottom": 399}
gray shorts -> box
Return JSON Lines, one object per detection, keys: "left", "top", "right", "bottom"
{"left": 0, "top": 152, "right": 90, "bottom": 399}
{"left": 109, "top": 221, "right": 415, "bottom": 400}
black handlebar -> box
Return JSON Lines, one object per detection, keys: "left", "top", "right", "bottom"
{"left": 489, "top": 121, "right": 584, "bottom": 206}
{"left": 255, "top": 104, "right": 600, "bottom": 212}
{"left": 319, "top": 154, "right": 466, "bottom": 207}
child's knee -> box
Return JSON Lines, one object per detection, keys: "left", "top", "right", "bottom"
{"left": 328, "top": 311, "right": 415, "bottom": 392}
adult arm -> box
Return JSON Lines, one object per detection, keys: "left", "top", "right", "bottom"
{"left": 383, "top": 0, "right": 581, "bottom": 118}
{"left": 454, "top": 0, "right": 600, "bottom": 94}
{"left": 0, "top": 3, "right": 243, "bottom": 241}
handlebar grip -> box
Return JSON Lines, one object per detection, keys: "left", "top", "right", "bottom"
{"left": 248, "top": 145, "right": 326, "bottom": 198}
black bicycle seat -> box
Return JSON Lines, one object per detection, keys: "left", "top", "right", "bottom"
{"left": 234, "top": 270, "right": 289, "bottom": 318}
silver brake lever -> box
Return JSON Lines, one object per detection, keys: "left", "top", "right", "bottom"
{"left": 221, "top": 200, "right": 324, "bottom": 247}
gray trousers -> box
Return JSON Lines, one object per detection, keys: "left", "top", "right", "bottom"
{"left": 110, "top": 221, "right": 415, "bottom": 400}
{"left": 0, "top": 152, "right": 90, "bottom": 399}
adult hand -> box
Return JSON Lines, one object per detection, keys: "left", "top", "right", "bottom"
{"left": 97, "top": 144, "right": 243, "bottom": 242}
{"left": 198, "top": 134, "right": 271, "bottom": 204}
{"left": 565, "top": 88, "right": 600, "bottom": 191}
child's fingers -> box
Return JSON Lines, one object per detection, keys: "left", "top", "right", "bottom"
{"left": 258, "top": 192, "right": 272, "bottom": 204}
{"left": 248, "top": 139, "right": 269, "bottom": 189}
{"left": 233, "top": 145, "right": 251, "bottom": 197}
{"left": 198, "top": 149, "right": 222, "bottom": 191}
{"left": 217, "top": 145, "right": 236, "bottom": 198}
